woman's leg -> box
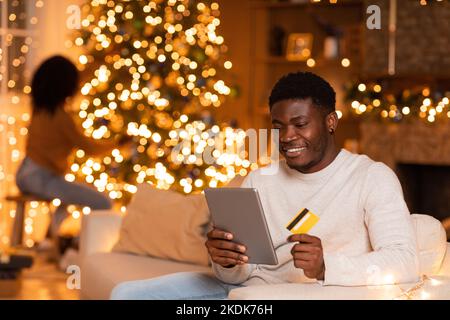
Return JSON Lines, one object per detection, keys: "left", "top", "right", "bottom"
{"left": 110, "top": 272, "right": 241, "bottom": 300}
{"left": 44, "top": 176, "right": 112, "bottom": 210}
{"left": 44, "top": 176, "right": 112, "bottom": 237}
{"left": 16, "top": 157, "right": 111, "bottom": 237}
{"left": 16, "top": 157, "right": 111, "bottom": 210}
{"left": 49, "top": 205, "right": 68, "bottom": 239}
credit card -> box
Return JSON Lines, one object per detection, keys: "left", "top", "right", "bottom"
{"left": 286, "top": 208, "right": 319, "bottom": 234}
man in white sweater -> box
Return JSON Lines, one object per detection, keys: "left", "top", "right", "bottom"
{"left": 111, "top": 72, "right": 419, "bottom": 300}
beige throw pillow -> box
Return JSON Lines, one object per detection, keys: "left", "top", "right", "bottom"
{"left": 113, "top": 183, "right": 210, "bottom": 266}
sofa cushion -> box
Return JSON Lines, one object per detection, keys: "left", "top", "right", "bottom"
{"left": 229, "top": 277, "right": 450, "bottom": 300}
{"left": 113, "top": 183, "right": 210, "bottom": 266}
{"left": 411, "top": 214, "right": 447, "bottom": 275}
{"left": 80, "top": 252, "right": 211, "bottom": 300}
{"left": 229, "top": 283, "right": 402, "bottom": 300}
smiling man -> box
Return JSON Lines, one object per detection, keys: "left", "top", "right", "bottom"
{"left": 209, "top": 72, "right": 419, "bottom": 287}
{"left": 111, "top": 72, "right": 419, "bottom": 300}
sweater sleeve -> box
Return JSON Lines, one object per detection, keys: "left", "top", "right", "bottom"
{"left": 59, "top": 110, "right": 117, "bottom": 156}
{"left": 211, "top": 262, "right": 256, "bottom": 285}
{"left": 322, "top": 162, "right": 420, "bottom": 286}
{"left": 211, "top": 173, "right": 256, "bottom": 284}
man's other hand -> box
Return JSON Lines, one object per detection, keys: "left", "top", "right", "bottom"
{"left": 288, "top": 233, "right": 325, "bottom": 280}
{"left": 206, "top": 228, "right": 248, "bottom": 268}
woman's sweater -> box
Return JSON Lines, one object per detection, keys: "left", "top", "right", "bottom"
{"left": 26, "top": 107, "right": 116, "bottom": 175}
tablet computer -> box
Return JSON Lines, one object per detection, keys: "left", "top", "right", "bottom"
{"left": 204, "top": 188, "right": 278, "bottom": 265}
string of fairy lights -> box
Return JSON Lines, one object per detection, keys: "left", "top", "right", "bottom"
{"left": 0, "top": 0, "right": 44, "bottom": 251}
{"left": 0, "top": 1, "right": 95, "bottom": 250}
{"left": 347, "top": 82, "right": 450, "bottom": 123}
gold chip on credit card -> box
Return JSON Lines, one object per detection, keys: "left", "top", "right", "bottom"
{"left": 286, "top": 208, "right": 320, "bottom": 234}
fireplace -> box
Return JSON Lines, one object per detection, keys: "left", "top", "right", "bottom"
{"left": 359, "top": 120, "right": 450, "bottom": 239}
{"left": 397, "top": 163, "right": 450, "bottom": 221}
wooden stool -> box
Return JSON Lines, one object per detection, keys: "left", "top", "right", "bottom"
{"left": 5, "top": 194, "right": 52, "bottom": 247}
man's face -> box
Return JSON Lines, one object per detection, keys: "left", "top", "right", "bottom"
{"left": 271, "top": 98, "right": 332, "bottom": 173}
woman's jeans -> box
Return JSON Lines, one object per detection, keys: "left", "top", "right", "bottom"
{"left": 16, "top": 157, "right": 112, "bottom": 237}
{"left": 110, "top": 272, "right": 242, "bottom": 300}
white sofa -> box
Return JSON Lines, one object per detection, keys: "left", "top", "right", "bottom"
{"left": 79, "top": 211, "right": 450, "bottom": 300}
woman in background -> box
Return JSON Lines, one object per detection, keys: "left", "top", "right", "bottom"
{"left": 16, "top": 55, "right": 130, "bottom": 246}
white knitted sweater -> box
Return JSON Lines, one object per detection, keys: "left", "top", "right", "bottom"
{"left": 212, "top": 149, "right": 420, "bottom": 286}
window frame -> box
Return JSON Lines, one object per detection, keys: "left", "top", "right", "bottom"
{"left": 0, "top": 0, "right": 40, "bottom": 104}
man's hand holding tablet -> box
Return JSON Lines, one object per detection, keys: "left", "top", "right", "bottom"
{"left": 205, "top": 228, "right": 248, "bottom": 268}
{"left": 204, "top": 188, "right": 278, "bottom": 266}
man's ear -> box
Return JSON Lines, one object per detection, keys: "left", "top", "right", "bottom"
{"left": 326, "top": 111, "right": 338, "bottom": 134}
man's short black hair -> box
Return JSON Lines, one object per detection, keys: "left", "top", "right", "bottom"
{"left": 269, "top": 71, "right": 336, "bottom": 115}
{"left": 31, "top": 55, "right": 79, "bottom": 114}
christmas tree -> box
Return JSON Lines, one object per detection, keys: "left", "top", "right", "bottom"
{"left": 69, "top": 0, "right": 253, "bottom": 202}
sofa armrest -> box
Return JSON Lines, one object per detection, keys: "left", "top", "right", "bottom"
{"left": 438, "top": 243, "right": 450, "bottom": 277}
{"left": 79, "top": 210, "right": 123, "bottom": 259}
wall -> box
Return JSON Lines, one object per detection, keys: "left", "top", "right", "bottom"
{"left": 215, "top": 0, "right": 252, "bottom": 129}
{"left": 38, "top": 0, "right": 83, "bottom": 63}
{"left": 363, "top": 0, "right": 450, "bottom": 76}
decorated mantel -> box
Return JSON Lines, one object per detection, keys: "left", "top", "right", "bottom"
{"left": 346, "top": 0, "right": 450, "bottom": 168}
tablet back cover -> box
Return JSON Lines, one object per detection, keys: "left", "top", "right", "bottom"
{"left": 205, "top": 188, "right": 278, "bottom": 265}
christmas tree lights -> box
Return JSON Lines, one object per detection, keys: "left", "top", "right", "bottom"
{"left": 68, "top": 0, "right": 250, "bottom": 200}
